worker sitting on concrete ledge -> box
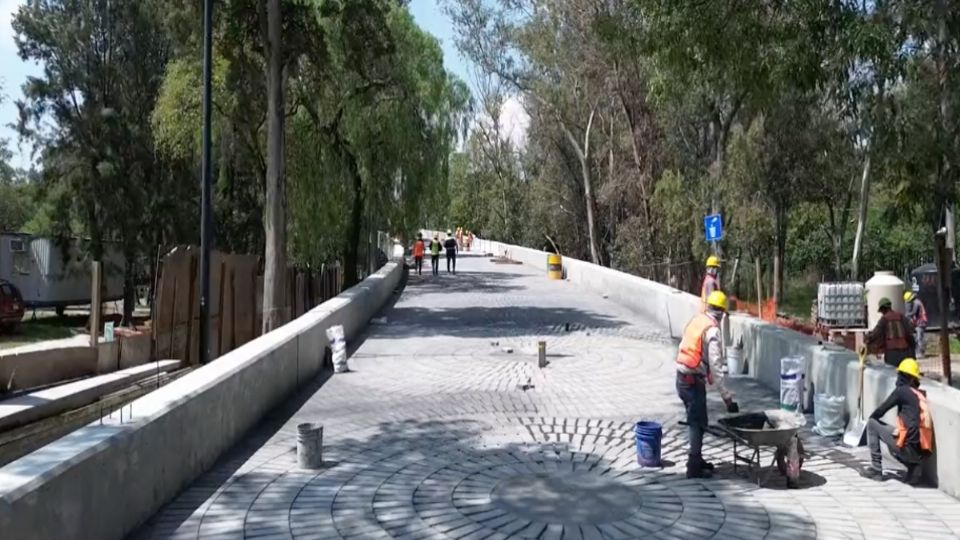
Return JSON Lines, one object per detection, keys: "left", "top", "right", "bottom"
{"left": 866, "top": 297, "right": 915, "bottom": 367}
{"left": 861, "top": 358, "right": 933, "bottom": 485}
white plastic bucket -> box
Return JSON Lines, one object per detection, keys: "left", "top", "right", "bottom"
{"left": 726, "top": 346, "right": 743, "bottom": 377}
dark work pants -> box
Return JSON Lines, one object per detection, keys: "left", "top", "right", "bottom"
{"left": 677, "top": 375, "right": 707, "bottom": 464}
{"left": 884, "top": 348, "right": 912, "bottom": 368}
{"left": 446, "top": 250, "right": 456, "bottom": 274}
{"left": 414, "top": 256, "right": 423, "bottom": 275}
{"left": 867, "top": 418, "right": 898, "bottom": 471}
{"left": 431, "top": 255, "right": 439, "bottom": 275}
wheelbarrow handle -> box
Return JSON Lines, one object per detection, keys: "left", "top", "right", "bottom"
{"left": 678, "top": 421, "right": 729, "bottom": 439}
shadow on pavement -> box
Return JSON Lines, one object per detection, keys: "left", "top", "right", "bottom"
{"left": 404, "top": 269, "right": 529, "bottom": 294}
{"left": 370, "top": 305, "right": 629, "bottom": 339}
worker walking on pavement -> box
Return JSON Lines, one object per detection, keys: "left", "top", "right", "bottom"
{"left": 904, "top": 290, "right": 927, "bottom": 359}
{"left": 701, "top": 256, "right": 722, "bottom": 310}
{"left": 443, "top": 229, "right": 458, "bottom": 274}
{"left": 861, "top": 358, "right": 933, "bottom": 485}
{"left": 412, "top": 233, "right": 426, "bottom": 276}
{"left": 867, "top": 297, "right": 916, "bottom": 367}
{"left": 676, "top": 291, "right": 739, "bottom": 479}
{"left": 429, "top": 234, "right": 442, "bottom": 276}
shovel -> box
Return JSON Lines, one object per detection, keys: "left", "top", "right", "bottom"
{"left": 843, "top": 346, "right": 868, "bottom": 447}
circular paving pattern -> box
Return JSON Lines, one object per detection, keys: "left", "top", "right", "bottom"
{"left": 490, "top": 473, "right": 641, "bottom": 524}
{"left": 281, "top": 419, "right": 797, "bottom": 539}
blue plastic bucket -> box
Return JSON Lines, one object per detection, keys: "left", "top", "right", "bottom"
{"left": 634, "top": 421, "right": 663, "bottom": 467}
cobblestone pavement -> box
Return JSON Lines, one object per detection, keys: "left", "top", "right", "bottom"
{"left": 137, "top": 255, "right": 960, "bottom": 540}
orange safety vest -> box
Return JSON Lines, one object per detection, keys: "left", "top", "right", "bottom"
{"left": 883, "top": 311, "right": 909, "bottom": 350}
{"left": 916, "top": 301, "right": 928, "bottom": 326}
{"left": 676, "top": 313, "right": 718, "bottom": 375}
{"left": 413, "top": 240, "right": 425, "bottom": 257}
{"left": 896, "top": 387, "right": 934, "bottom": 452}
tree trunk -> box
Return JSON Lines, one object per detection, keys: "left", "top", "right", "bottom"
{"left": 851, "top": 150, "right": 872, "bottom": 280}
{"left": 262, "top": 0, "right": 287, "bottom": 333}
{"left": 559, "top": 108, "right": 601, "bottom": 266}
{"left": 121, "top": 241, "right": 136, "bottom": 327}
{"left": 774, "top": 203, "right": 786, "bottom": 306}
{"left": 342, "top": 150, "right": 364, "bottom": 288}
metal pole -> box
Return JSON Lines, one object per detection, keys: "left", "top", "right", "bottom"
{"left": 199, "top": 0, "right": 214, "bottom": 365}
{"left": 936, "top": 231, "right": 952, "bottom": 384}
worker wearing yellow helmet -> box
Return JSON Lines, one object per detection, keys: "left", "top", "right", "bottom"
{"left": 700, "top": 256, "right": 722, "bottom": 310}
{"left": 676, "top": 290, "right": 738, "bottom": 479}
{"left": 862, "top": 358, "right": 934, "bottom": 485}
{"left": 903, "top": 289, "right": 927, "bottom": 358}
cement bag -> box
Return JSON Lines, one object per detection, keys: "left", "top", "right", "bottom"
{"left": 780, "top": 356, "right": 804, "bottom": 412}
{"left": 326, "top": 325, "right": 348, "bottom": 373}
{"left": 813, "top": 394, "right": 846, "bottom": 437}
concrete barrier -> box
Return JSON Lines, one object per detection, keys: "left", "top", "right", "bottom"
{"left": 450, "top": 234, "right": 960, "bottom": 499}
{"left": 0, "top": 346, "right": 97, "bottom": 393}
{"left": 0, "top": 261, "right": 404, "bottom": 540}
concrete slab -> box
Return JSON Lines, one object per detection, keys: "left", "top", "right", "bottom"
{"left": 0, "top": 360, "right": 181, "bottom": 432}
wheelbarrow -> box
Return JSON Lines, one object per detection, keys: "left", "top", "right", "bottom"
{"left": 710, "top": 410, "right": 806, "bottom": 488}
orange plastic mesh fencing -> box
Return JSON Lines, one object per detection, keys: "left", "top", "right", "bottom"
{"left": 730, "top": 297, "right": 777, "bottom": 322}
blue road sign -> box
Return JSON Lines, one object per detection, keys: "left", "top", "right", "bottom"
{"left": 704, "top": 214, "right": 723, "bottom": 242}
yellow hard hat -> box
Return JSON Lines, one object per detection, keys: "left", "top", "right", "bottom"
{"left": 706, "top": 290, "right": 728, "bottom": 311}
{"left": 706, "top": 255, "right": 721, "bottom": 268}
{"left": 898, "top": 358, "right": 921, "bottom": 379}
{"left": 904, "top": 291, "right": 916, "bottom": 302}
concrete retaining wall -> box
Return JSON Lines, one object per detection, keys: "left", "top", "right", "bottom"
{"left": 0, "top": 261, "right": 404, "bottom": 540}
{"left": 461, "top": 234, "right": 960, "bottom": 499}
{"left": 0, "top": 346, "right": 98, "bottom": 392}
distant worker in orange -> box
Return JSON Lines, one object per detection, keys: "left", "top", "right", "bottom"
{"left": 412, "top": 233, "right": 426, "bottom": 276}
{"left": 867, "top": 297, "right": 915, "bottom": 367}
{"left": 700, "top": 256, "right": 722, "bottom": 310}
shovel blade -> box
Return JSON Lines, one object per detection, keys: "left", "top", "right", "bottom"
{"left": 843, "top": 417, "right": 867, "bottom": 447}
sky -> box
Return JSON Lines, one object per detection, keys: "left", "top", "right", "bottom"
{"left": 0, "top": 0, "right": 528, "bottom": 171}
{"left": 0, "top": 0, "right": 40, "bottom": 170}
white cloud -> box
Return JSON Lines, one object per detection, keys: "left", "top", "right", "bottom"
{"left": 470, "top": 94, "right": 531, "bottom": 152}
{"left": 498, "top": 95, "right": 530, "bottom": 150}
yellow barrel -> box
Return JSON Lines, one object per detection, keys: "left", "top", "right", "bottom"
{"left": 547, "top": 254, "right": 562, "bottom": 280}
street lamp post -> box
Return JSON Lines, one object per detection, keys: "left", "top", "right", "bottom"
{"left": 199, "top": 0, "right": 214, "bottom": 365}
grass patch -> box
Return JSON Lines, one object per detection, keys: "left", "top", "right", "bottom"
{"left": 0, "top": 317, "right": 86, "bottom": 350}
{"left": 780, "top": 281, "right": 817, "bottom": 320}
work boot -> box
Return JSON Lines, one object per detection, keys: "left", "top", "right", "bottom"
{"left": 698, "top": 458, "right": 715, "bottom": 472}
{"left": 860, "top": 467, "right": 884, "bottom": 481}
{"left": 686, "top": 462, "right": 713, "bottom": 479}
{"left": 904, "top": 465, "right": 924, "bottom": 486}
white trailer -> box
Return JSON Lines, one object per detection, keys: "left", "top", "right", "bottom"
{"left": 0, "top": 234, "right": 125, "bottom": 312}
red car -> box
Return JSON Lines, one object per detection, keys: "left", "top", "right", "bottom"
{"left": 0, "top": 280, "right": 25, "bottom": 330}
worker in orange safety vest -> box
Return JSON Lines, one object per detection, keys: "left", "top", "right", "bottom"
{"left": 412, "top": 233, "right": 426, "bottom": 276}
{"left": 700, "top": 256, "right": 722, "bottom": 310}
{"left": 867, "top": 297, "right": 915, "bottom": 367}
{"left": 676, "top": 290, "right": 739, "bottom": 479}
{"left": 861, "top": 358, "right": 933, "bottom": 485}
